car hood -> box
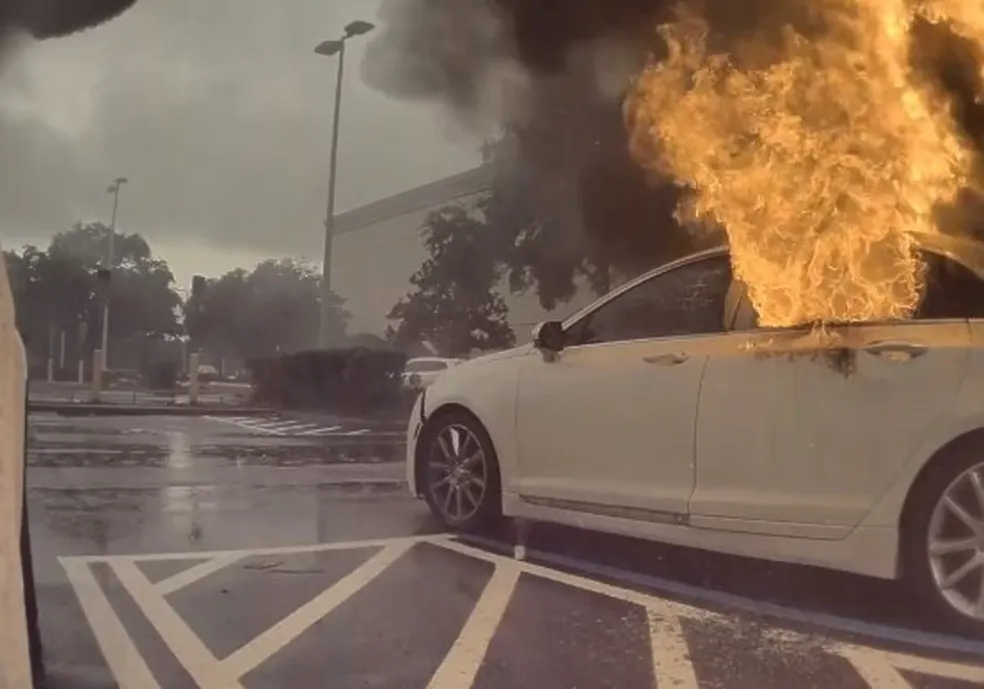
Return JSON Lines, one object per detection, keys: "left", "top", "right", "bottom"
{"left": 460, "top": 344, "right": 534, "bottom": 367}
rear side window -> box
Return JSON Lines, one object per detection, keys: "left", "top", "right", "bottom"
{"left": 731, "top": 250, "right": 984, "bottom": 326}
{"left": 915, "top": 252, "right": 984, "bottom": 320}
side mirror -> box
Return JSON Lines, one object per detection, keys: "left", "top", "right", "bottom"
{"left": 532, "top": 320, "right": 566, "bottom": 353}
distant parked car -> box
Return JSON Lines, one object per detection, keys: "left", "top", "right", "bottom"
{"left": 402, "top": 357, "right": 463, "bottom": 390}
{"left": 197, "top": 365, "right": 220, "bottom": 383}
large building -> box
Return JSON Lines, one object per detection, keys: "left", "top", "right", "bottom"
{"left": 331, "top": 164, "right": 596, "bottom": 344}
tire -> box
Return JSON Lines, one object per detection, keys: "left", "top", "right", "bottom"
{"left": 902, "top": 444, "right": 984, "bottom": 637}
{"left": 418, "top": 411, "right": 502, "bottom": 532}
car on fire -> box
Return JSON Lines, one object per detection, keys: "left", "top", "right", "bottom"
{"left": 406, "top": 231, "right": 984, "bottom": 636}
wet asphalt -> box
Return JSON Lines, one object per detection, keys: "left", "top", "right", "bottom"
{"left": 26, "top": 413, "right": 984, "bottom": 689}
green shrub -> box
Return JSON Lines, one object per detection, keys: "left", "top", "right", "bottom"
{"left": 247, "top": 348, "right": 408, "bottom": 415}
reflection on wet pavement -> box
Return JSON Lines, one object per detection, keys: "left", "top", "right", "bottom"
{"left": 29, "top": 418, "right": 405, "bottom": 468}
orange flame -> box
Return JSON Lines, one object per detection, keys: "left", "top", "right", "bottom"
{"left": 626, "top": 1, "right": 979, "bottom": 327}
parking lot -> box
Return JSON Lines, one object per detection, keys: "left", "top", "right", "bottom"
{"left": 27, "top": 413, "right": 984, "bottom": 688}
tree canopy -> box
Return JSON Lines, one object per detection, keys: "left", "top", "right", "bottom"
{"left": 387, "top": 201, "right": 516, "bottom": 357}
{"left": 4, "top": 222, "right": 181, "bottom": 370}
{"left": 185, "top": 258, "right": 350, "bottom": 360}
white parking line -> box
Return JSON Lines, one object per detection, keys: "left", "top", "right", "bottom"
{"left": 427, "top": 563, "right": 521, "bottom": 689}
{"left": 219, "top": 542, "right": 413, "bottom": 681}
{"left": 63, "top": 535, "right": 984, "bottom": 689}
{"left": 155, "top": 554, "right": 243, "bottom": 596}
{"left": 837, "top": 646, "right": 912, "bottom": 689}
{"left": 297, "top": 425, "right": 342, "bottom": 436}
{"left": 61, "top": 558, "right": 162, "bottom": 689}
{"left": 648, "top": 608, "right": 699, "bottom": 689}
{"left": 205, "top": 415, "right": 379, "bottom": 438}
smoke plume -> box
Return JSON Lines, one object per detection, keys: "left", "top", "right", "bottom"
{"left": 364, "top": 0, "right": 984, "bottom": 324}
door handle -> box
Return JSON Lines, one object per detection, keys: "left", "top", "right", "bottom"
{"left": 862, "top": 341, "right": 928, "bottom": 361}
{"left": 643, "top": 353, "right": 689, "bottom": 366}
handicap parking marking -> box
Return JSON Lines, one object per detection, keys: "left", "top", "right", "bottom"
{"left": 62, "top": 535, "right": 984, "bottom": 689}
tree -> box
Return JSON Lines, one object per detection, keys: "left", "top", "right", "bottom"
{"left": 5, "top": 223, "right": 182, "bottom": 371}
{"left": 387, "top": 202, "right": 516, "bottom": 357}
{"left": 185, "top": 258, "right": 350, "bottom": 360}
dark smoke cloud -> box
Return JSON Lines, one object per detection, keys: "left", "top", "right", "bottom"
{"left": 364, "top": 0, "right": 984, "bottom": 283}
{"left": 0, "top": 0, "right": 136, "bottom": 39}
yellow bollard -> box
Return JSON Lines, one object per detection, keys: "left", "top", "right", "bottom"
{"left": 0, "top": 243, "right": 34, "bottom": 688}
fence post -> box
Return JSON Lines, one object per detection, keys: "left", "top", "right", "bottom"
{"left": 0, "top": 244, "right": 38, "bottom": 688}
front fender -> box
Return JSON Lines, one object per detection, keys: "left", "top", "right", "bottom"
{"left": 415, "top": 352, "right": 528, "bottom": 496}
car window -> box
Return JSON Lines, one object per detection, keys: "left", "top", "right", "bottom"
{"left": 730, "top": 249, "right": 984, "bottom": 329}
{"left": 567, "top": 255, "right": 733, "bottom": 345}
{"left": 913, "top": 251, "right": 984, "bottom": 320}
{"left": 406, "top": 360, "right": 448, "bottom": 372}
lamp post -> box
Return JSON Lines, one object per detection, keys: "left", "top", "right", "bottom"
{"left": 100, "top": 176, "right": 127, "bottom": 371}
{"left": 314, "top": 19, "right": 374, "bottom": 348}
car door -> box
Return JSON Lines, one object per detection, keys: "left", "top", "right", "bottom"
{"left": 514, "top": 252, "right": 733, "bottom": 519}
{"left": 691, "top": 250, "right": 976, "bottom": 539}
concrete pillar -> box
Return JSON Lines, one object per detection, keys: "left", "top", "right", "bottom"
{"left": 77, "top": 359, "right": 85, "bottom": 384}
{"left": 46, "top": 358, "right": 54, "bottom": 383}
{"left": 188, "top": 351, "right": 201, "bottom": 405}
{"left": 91, "top": 348, "right": 103, "bottom": 402}
{"left": 0, "top": 244, "right": 35, "bottom": 688}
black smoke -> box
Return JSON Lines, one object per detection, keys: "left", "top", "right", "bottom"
{"left": 363, "top": 0, "right": 984, "bottom": 286}
{"left": 0, "top": 0, "right": 136, "bottom": 39}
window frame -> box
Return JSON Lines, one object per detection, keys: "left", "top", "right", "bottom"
{"left": 561, "top": 248, "right": 734, "bottom": 347}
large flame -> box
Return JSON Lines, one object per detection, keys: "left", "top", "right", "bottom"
{"left": 626, "top": 0, "right": 982, "bottom": 327}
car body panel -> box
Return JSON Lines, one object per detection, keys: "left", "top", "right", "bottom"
{"left": 692, "top": 320, "right": 970, "bottom": 538}
{"left": 515, "top": 333, "right": 719, "bottom": 517}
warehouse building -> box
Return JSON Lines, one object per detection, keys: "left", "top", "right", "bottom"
{"left": 331, "top": 164, "right": 595, "bottom": 344}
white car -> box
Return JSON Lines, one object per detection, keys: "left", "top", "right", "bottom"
{"left": 402, "top": 357, "right": 463, "bottom": 390}
{"left": 406, "top": 232, "right": 984, "bottom": 636}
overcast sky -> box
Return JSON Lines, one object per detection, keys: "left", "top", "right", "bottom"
{"left": 0, "top": 0, "right": 481, "bottom": 288}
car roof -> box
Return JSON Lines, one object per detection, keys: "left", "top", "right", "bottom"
{"left": 562, "top": 232, "right": 984, "bottom": 328}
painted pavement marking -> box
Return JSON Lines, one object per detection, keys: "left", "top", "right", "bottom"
{"left": 204, "top": 415, "right": 382, "bottom": 438}
{"left": 62, "top": 534, "right": 984, "bottom": 689}
{"left": 61, "top": 558, "right": 162, "bottom": 689}
{"left": 648, "top": 607, "right": 700, "bottom": 689}
{"left": 426, "top": 563, "right": 522, "bottom": 689}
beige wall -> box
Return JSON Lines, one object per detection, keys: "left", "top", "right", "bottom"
{"left": 332, "top": 179, "right": 597, "bottom": 339}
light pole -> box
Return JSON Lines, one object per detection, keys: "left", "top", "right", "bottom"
{"left": 314, "top": 19, "right": 374, "bottom": 348}
{"left": 100, "top": 176, "right": 127, "bottom": 371}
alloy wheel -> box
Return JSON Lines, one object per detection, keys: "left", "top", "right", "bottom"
{"left": 426, "top": 423, "right": 488, "bottom": 524}
{"left": 927, "top": 460, "right": 984, "bottom": 622}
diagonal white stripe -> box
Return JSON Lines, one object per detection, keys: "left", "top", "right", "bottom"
{"left": 426, "top": 563, "right": 520, "bottom": 689}
{"left": 155, "top": 554, "right": 242, "bottom": 596}
{"left": 647, "top": 608, "right": 698, "bottom": 689}
{"left": 217, "top": 541, "right": 414, "bottom": 680}
{"left": 111, "top": 560, "right": 237, "bottom": 688}
{"left": 61, "top": 558, "right": 162, "bottom": 689}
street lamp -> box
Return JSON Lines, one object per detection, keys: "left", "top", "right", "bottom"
{"left": 314, "top": 19, "right": 375, "bottom": 348}
{"left": 100, "top": 176, "right": 127, "bottom": 371}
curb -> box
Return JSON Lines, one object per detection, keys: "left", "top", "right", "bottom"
{"left": 27, "top": 403, "right": 275, "bottom": 417}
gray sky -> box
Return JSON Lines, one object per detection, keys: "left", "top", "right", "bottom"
{"left": 0, "top": 0, "right": 481, "bottom": 289}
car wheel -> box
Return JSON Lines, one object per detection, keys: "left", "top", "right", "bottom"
{"left": 419, "top": 411, "right": 501, "bottom": 532}
{"left": 903, "top": 445, "right": 984, "bottom": 637}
